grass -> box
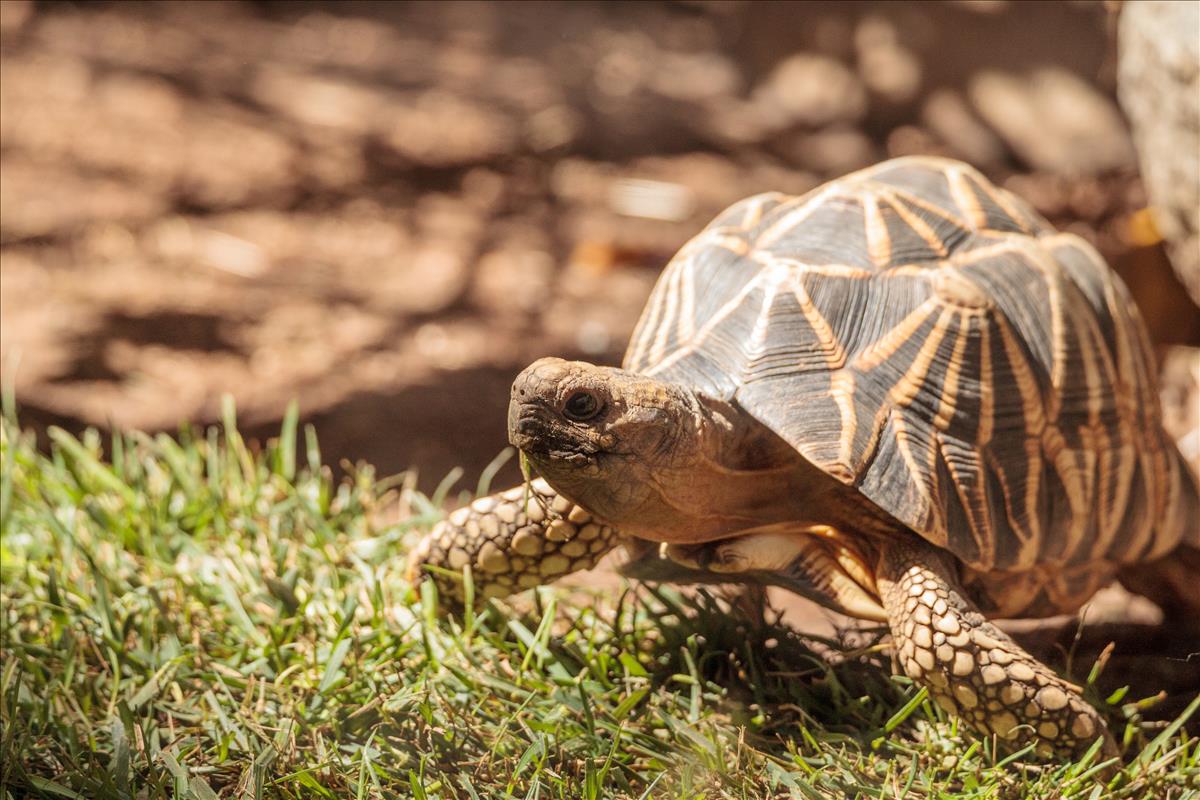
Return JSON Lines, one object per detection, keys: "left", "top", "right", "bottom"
{"left": 1, "top": 400, "right": 1198, "bottom": 799}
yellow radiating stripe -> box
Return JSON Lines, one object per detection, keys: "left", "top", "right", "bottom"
{"left": 890, "top": 412, "right": 936, "bottom": 527}
{"left": 755, "top": 186, "right": 837, "bottom": 249}
{"left": 971, "top": 240, "right": 1082, "bottom": 560}
{"left": 852, "top": 298, "right": 939, "bottom": 372}
{"left": 946, "top": 165, "right": 988, "bottom": 230}
{"left": 953, "top": 237, "right": 1034, "bottom": 266}
{"left": 861, "top": 191, "right": 892, "bottom": 269}
{"left": 1065, "top": 288, "right": 1107, "bottom": 561}
{"left": 880, "top": 190, "right": 948, "bottom": 258}
{"left": 938, "top": 427, "right": 994, "bottom": 568}
{"left": 677, "top": 231, "right": 751, "bottom": 261}
{"left": 789, "top": 269, "right": 848, "bottom": 370}
{"left": 642, "top": 271, "right": 767, "bottom": 379}
{"left": 972, "top": 173, "right": 1033, "bottom": 235}
{"left": 747, "top": 278, "right": 778, "bottom": 358}
{"left": 994, "top": 315, "right": 1046, "bottom": 565}
{"left": 930, "top": 311, "right": 993, "bottom": 564}
{"left": 973, "top": 316, "right": 999, "bottom": 559}
{"left": 830, "top": 371, "right": 858, "bottom": 483}
{"left": 740, "top": 193, "right": 782, "bottom": 228}
{"left": 1041, "top": 426, "right": 1090, "bottom": 563}
{"left": 852, "top": 305, "right": 949, "bottom": 479}
{"left": 887, "top": 308, "right": 956, "bottom": 535}
{"left": 974, "top": 320, "right": 994, "bottom": 452}
{"left": 983, "top": 447, "right": 1034, "bottom": 569}
{"left": 888, "top": 306, "right": 954, "bottom": 409}
{"left": 1035, "top": 234, "right": 1142, "bottom": 564}
{"left": 933, "top": 310, "right": 970, "bottom": 432}
{"left": 1125, "top": 452, "right": 1158, "bottom": 561}
{"left": 783, "top": 263, "right": 854, "bottom": 481}
{"left": 627, "top": 265, "right": 669, "bottom": 371}
{"left": 630, "top": 230, "right": 750, "bottom": 371}
{"left": 887, "top": 185, "right": 973, "bottom": 235}
{"left": 887, "top": 263, "right": 942, "bottom": 279}
{"left": 994, "top": 315, "right": 1046, "bottom": 437}
{"left": 649, "top": 256, "right": 684, "bottom": 366}
{"left": 1016, "top": 242, "right": 1067, "bottom": 419}
{"left": 678, "top": 251, "right": 696, "bottom": 342}
{"left": 765, "top": 257, "right": 875, "bottom": 280}
{"left": 1042, "top": 237, "right": 1121, "bottom": 390}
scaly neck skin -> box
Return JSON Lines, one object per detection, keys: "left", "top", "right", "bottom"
{"left": 615, "top": 392, "right": 837, "bottom": 543}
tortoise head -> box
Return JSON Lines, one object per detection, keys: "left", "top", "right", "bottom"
{"left": 508, "top": 357, "right": 818, "bottom": 541}
{"left": 508, "top": 357, "right": 697, "bottom": 532}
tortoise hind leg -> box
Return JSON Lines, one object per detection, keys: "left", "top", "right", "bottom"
{"left": 406, "top": 479, "right": 621, "bottom": 607}
{"left": 877, "top": 538, "right": 1116, "bottom": 758}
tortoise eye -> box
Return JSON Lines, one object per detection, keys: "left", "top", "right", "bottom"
{"left": 563, "top": 390, "right": 603, "bottom": 422}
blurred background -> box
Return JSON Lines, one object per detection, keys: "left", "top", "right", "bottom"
{"left": 1, "top": 0, "right": 1198, "bottom": 497}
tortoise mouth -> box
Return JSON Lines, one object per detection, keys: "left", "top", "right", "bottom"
{"left": 509, "top": 409, "right": 600, "bottom": 466}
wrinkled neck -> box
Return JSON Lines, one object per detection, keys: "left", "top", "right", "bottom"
{"left": 616, "top": 392, "right": 820, "bottom": 543}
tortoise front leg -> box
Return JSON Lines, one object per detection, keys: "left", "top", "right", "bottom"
{"left": 878, "top": 538, "right": 1116, "bottom": 758}
{"left": 406, "top": 479, "right": 621, "bottom": 606}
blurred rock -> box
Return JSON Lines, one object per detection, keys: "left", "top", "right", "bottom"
{"left": 524, "top": 105, "right": 582, "bottom": 153}
{"left": 1, "top": 54, "right": 297, "bottom": 211}
{"left": 885, "top": 125, "right": 947, "bottom": 160}
{"left": 380, "top": 91, "right": 519, "bottom": 168}
{"left": 751, "top": 53, "right": 868, "bottom": 129}
{"left": 1, "top": 160, "right": 166, "bottom": 242}
{"left": 0, "top": 0, "right": 32, "bottom": 33}
{"left": 649, "top": 51, "right": 741, "bottom": 103}
{"left": 948, "top": 1, "right": 1008, "bottom": 12}
{"left": 855, "top": 15, "right": 922, "bottom": 105}
{"left": 471, "top": 244, "right": 556, "bottom": 316}
{"left": 551, "top": 154, "right": 818, "bottom": 259}
{"left": 251, "top": 67, "right": 383, "bottom": 133}
{"left": 970, "top": 67, "right": 1135, "bottom": 175}
{"left": 1119, "top": 0, "right": 1200, "bottom": 307}
{"left": 776, "top": 126, "right": 878, "bottom": 175}
{"left": 921, "top": 89, "right": 1005, "bottom": 167}
{"left": 378, "top": 246, "right": 471, "bottom": 315}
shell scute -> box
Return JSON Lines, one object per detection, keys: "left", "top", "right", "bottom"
{"left": 624, "top": 156, "right": 1192, "bottom": 575}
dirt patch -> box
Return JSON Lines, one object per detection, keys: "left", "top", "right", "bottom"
{"left": 4, "top": 0, "right": 1197, "bottom": 486}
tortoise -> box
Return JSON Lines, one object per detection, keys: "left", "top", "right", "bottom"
{"left": 408, "top": 156, "right": 1200, "bottom": 758}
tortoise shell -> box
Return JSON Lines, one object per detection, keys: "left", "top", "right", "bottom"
{"left": 624, "top": 157, "right": 1197, "bottom": 576}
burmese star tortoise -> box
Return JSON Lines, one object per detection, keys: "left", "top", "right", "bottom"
{"left": 409, "top": 156, "right": 1200, "bottom": 758}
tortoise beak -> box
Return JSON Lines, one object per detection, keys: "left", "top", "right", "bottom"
{"left": 508, "top": 359, "right": 562, "bottom": 451}
{"left": 507, "top": 397, "right": 601, "bottom": 468}
{"left": 507, "top": 405, "right": 548, "bottom": 452}
{"left": 508, "top": 358, "right": 591, "bottom": 456}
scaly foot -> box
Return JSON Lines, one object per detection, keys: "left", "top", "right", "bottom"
{"left": 407, "top": 479, "right": 621, "bottom": 605}
{"left": 877, "top": 538, "right": 1116, "bottom": 758}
